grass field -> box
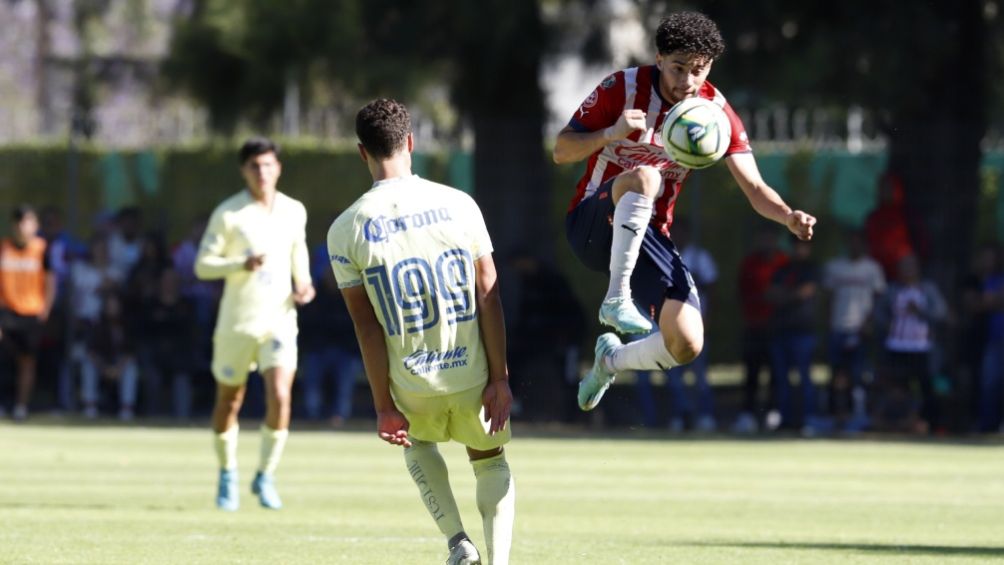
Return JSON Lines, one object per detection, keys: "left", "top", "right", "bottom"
{"left": 1, "top": 422, "right": 1003, "bottom": 564}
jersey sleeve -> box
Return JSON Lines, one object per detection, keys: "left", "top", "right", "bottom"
{"left": 567, "top": 72, "right": 625, "bottom": 133}
{"left": 326, "top": 214, "right": 363, "bottom": 289}
{"left": 194, "top": 205, "right": 245, "bottom": 280}
{"left": 722, "top": 101, "right": 752, "bottom": 155}
{"left": 290, "top": 201, "right": 312, "bottom": 285}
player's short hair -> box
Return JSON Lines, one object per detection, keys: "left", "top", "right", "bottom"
{"left": 356, "top": 98, "right": 411, "bottom": 160}
{"left": 655, "top": 12, "right": 725, "bottom": 60}
{"left": 12, "top": 204, "right": 35, "bottom": 222}
{"left": 238, "top": 136, "right": 280, "bottom": 165}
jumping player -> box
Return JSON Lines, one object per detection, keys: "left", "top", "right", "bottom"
{"left": 330, "top": 99, "right": 514, "bottom": 565}
{"left": 195, "top": 137, "right": 315, "bottom": 511}
{"left": 554, "top": 11, "right": 816, "bottom": 410}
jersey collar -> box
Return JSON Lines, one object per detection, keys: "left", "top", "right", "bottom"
{"left": 371, "top": 174, "right": 419, "bottom": 190}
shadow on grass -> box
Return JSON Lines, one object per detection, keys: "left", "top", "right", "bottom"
{"left": 679, "top": 540, "right": 1004, "bottom": 557}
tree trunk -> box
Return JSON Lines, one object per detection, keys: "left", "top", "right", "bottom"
{"left": 887, "top": 0, "right": 985, "bottom": 299}
{"left": 453, "top": 0, "right": 551, "bottom": 260}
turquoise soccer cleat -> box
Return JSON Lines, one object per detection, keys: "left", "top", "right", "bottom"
{"left": 577, "top": 333, "right": 622, "bottom": 411}
{"left": 251, "top": 471, "right": 283, "bottom": 510}
{"left": 598, "top": 297, "right": 653, "bottom": 334}
{"left": 216, "top": 469, "right": 239, "bottom": 511}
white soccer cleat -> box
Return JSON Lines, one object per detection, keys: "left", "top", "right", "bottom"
{"left": 598, "top": 297, "right": 653, "bottom": 334}
{"left": 446, "top": 538, "right": 481, "bottom": 565}
{"left": 577, "top": 333, "right": 622, "bottom": 411}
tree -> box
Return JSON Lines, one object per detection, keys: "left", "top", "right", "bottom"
{"left": 163, "top": 0, "right": 550, "bottom": 257}
{"left": 702, "top": 0, "right": 999, "bottom": 297}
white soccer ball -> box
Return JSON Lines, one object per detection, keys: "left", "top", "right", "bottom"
{"left": 661, "top": 97, "right": 732, "bottom": 169}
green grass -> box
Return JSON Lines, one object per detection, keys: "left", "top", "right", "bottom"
{"left": 1, "top": 422, "right": 1002, "bottom": 564}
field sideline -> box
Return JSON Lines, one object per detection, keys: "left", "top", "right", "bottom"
{"left": 1, "top": 422, "right": 1002, "bottom": 564}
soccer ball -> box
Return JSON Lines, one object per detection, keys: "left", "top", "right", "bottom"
{"left": 661, "top": 97, "right": 732, "bottom": 169}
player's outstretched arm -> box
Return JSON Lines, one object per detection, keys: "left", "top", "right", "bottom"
{"left": 725, "top": 152, "right": 816, "bottom": 241}
{"left": 341, "top": 284, "right": 411, "bottom": 447}
{"left": 474, "top": 254, "right": 511, "bottom": 435}
{"left": 552, "top": 110, "right": 648, "bottom": 165}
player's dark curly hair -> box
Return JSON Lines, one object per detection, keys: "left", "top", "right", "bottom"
{"left": 655, "top": 12, "right": 725, "bottom": 60}
{"left": 238, "top": 136, "right": 280, "bottom": 165}
{"left": 356, "top": 98, "right": 411, "bottom": 160}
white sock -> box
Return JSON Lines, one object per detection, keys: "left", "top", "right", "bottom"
{"left": 405, "top": 440, "right": 465, "bottom": 540}
{"left": 606, "top": 192, "right": 653, "bottom": 301}
{"left": 608, "top": 332, "right": 679, "bottom": 372}
{"left": 258, "top": 425, "right": 289, "bottom": 475}
{"left": 472, "top": 452, "right": 515, "bottom": 565}
{"left": 214, "top": 425, "right": 239, "bottom": 471}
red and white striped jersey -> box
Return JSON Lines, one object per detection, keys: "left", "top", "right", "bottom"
{"left": 565, "top": 65, "right": 751, "bottom": 235}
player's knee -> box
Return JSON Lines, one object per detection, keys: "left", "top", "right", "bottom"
{"left": 616, "top": 167, "right": 662, "bottom": 198}
{"left": 272, "top": 387, "right": 292, "bottom": 408}
{"left": 665, "top": 333, "right": 703, "bottom": 365}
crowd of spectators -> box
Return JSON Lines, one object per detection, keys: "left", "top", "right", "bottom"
{"left": 1, "top": 171, "right": 1003, "bottom": 437}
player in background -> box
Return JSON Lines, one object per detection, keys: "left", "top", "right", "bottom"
{"left": 329, "top": 99, "right": 514, "bottom": 565}
{"left": 195, "top": 137, "right": 315, "bottom": 511}
{"left": 0, "top": 205, "right": 57, "bottom": 421}
{"left": 553, "top": 11, "right": 816, "bottom": 411}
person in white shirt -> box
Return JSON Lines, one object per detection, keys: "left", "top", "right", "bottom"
{"left": 822, "top": 229, "right": 885, "bottom": 430}
{"left": 329, "top": 99, "right": 514, "bottom": 565}
{"left": 195, "top": 137, "right": 315, "bottom": 511}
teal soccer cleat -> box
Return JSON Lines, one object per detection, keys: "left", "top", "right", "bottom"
{"left": 577, "top": 333, "right": 622, "bottom": 411}
{"left": 251, "top": 471, "right": 283, "bottom": 509}
{"left": 216, "top": 469, "right": 239, "bottom": 511}
{"left": 598, "top": 297, "right": 653, "bottom": 334}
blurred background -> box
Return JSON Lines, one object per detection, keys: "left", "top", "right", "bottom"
{"left": 1, "top": 0, "right": 1003, "bottom": 436}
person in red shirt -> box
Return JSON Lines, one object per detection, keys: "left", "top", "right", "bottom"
{"left": 554, "top": 11, "right": 815, "bottom": 411}
{"left": 732, "top": 226, "right": 789, "bottom": 432}
{"left": 864, "top": 172, "right": 915, "bottom": 281}
{"left": 0, "top": 205, "right": 57, "bottom": 420}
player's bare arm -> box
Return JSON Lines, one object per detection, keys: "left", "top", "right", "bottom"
{"left": 341, "top": 284, "right": 411, "bottom": 448}
{"left": 474, "top": 254, "right": 512, "bottom": 435}
{"left": 552, "top": 109, "right": 648, "bottom": 164}
{"left": 726, "top": 152, "right": 816, "bottom": 240}
{"left": 292, "top": 280, "right": 316, "bottom": 305}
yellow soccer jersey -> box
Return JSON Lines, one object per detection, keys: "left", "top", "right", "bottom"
{"left": 196, "top": 190, "right": 311, "bottom": 338}
{"left": 328, "top": 175, "right": 492, "bottom": 397}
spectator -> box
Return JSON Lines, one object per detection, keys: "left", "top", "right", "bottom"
{"left": 767, "top": 237, "right": 821, "bottom": 433}
{"left": 958, "top": 243, "right": 999, "bottom": 430}
{"left": 732, "top": 225, "right": 788, "bottom": 433}
{"left": 873, "top": 254, "right": 947, "bottom": 434}
{"left": 38, "top": 205, "right": 85, "bottom": 290}
{"left": 137, "top": 269, "right": 199, "bottom": 419}
{"left": 0, "top": 205, "right": 57, "bottom": 420}
{"left": 864, "top": 172, "right": 915, "bottom": 281}
{"left": 80, "top": 292, "right": 139, "bottom": 420}
{"left": 298, "top": 252, "right": 361, "bottom": 427}
{"left": 106, "top": 206, "right": 144, "bottom": 277}
{"left": 123, "top": 231, "right": 172, "bottom": 314}
{"left": 59, "top": 235, "right": 125, "bottom": 413}
{"left": 975, "top": 245, "right": 1004, "bottom": 432}
{"left": 823, "top": 228, "right": 885, "bottom": 432}
{"left": 635, "top": 218, "right": 718, "bottom": 431}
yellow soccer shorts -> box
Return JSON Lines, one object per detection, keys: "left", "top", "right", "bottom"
{"left": 211, "top": 328, "right": 299, "bottom": 387}
{"left": 392, "top": 383, "right": 511, "bottom": 451}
